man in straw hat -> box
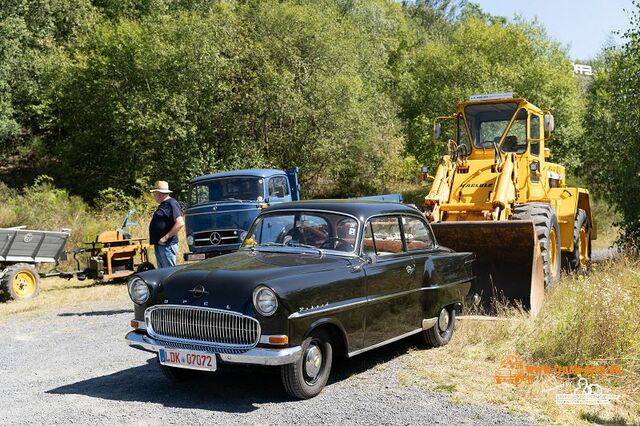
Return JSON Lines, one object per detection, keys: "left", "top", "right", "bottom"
{"left": 149, "top": 180, "right": 184, "bottom": 268}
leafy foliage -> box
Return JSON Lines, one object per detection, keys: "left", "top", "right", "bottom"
{"left": 397, "top": 11, "right": 585, "bottom": 169}
{"left": 0, "top": 0, "right": 595, "bottom": 217}
{"left": 582, "top": 1, "right": 640, "bottom": 249}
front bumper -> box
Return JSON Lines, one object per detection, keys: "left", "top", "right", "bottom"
{"left": 125, "top": 331, "right": 302, "bottom": 366}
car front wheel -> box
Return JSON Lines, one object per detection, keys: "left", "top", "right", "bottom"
{"left": 281, "top": 329, "right": 333, "bottom": 399}
{"left": 422, "top": 307, "right": 456, "bottom": 347}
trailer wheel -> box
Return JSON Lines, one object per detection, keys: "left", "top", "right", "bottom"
{"left": 1, "top": 263, "right": 41, "bottom": 301}
{"left": 563, "top": 209, "right": 591, "bottom": 274}
{"left": 512, "top": 203, "right": 561, "bottom": 288}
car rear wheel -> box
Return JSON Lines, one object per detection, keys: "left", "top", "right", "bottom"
{"left": 281, "top": 329, "right": 333, "bottom": 399}
{"left": 422, "top": 307, "right": 455, "bottom": 347}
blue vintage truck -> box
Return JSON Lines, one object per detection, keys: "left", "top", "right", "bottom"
{"left": 183, "top": 168, "right": 300, "bottom": 261}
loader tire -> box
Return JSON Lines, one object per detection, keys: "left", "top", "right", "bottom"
{"left": 512, "top": 203, "right": 561, "bottom": 288}
{"left": 563, "top": 209, "right": 591, "bottom": 274}
{"left": 1, "top": 263, "right": 41, "bottom": 301}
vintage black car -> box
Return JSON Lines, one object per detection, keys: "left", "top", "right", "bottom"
{"left": 126, "top": 200, "right": 474, "bottom": 399}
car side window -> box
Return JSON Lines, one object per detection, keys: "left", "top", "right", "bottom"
{"left": 402, "top": 216, "right": 435, "bottom": 251}
{"left": 368, "top": 216, "right": 404, "bottom": 255}
{"left": 268, "top": 176, "right": 289, "bottom": 198}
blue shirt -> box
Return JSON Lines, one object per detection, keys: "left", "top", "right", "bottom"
{"left": 149, "top": 198, "right": 182, "bottom": 245}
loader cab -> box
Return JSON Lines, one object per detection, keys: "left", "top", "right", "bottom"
{"left": 456, "top": 95, "right": 545, "bottom": 161}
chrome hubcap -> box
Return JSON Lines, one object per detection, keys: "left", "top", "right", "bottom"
{"left": 438, "top": 309, "right": 450, "bottom": 332}
{"left": 304, "top": 344, "right": 322, "bottom": 380}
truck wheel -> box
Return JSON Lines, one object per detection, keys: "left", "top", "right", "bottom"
{"left": 281, "top": 329, "right": 333, "bottom": 399}
{"left": 1, "top": 263, "right": 41, "bottom": 301}
{"left": 512, "top": 203, "right": 561, "bottom": 288}
{"left": 563, "top": 209, "right": 591, "bottom": 274}
{"left": 422, "top": 307, "right": 455, "bottom": 347}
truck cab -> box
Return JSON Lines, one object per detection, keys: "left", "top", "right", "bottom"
{"left": 184, "top": 168, "right": 300, "bottom": 261}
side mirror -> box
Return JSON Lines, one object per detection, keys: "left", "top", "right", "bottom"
{"left": 544, "top": 114, "right": 555, "bottom": 133}
{"left": 421, "top": 165, "right": 429, "bottom": 174}
{"left": 434, "top": 123, "right": 442, "bottom": 139}
{"left": 544, "top": 148, "right": 551, "bottom": 159}
{"left": 364, "top": 252, "right": 377, "bottom": 265}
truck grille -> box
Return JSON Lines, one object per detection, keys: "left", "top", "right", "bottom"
{"left": 193, "top": 229, "right": 241, "bottom": 247}
{"left": 145, "top": 305, "right": 260, "bottom": 351}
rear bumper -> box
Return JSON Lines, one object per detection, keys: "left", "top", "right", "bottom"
{"left": 125, "top": 331, "right": 302, "bottom": 366}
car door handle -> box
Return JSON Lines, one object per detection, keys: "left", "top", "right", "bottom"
{"left": 406, "top": 264, "right": 415, "bottom": 275}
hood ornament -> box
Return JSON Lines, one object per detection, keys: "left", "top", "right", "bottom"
{"left": 188, "top": 285, "right": 209, "bottom": 298}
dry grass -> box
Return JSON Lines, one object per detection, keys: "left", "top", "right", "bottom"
{"left": 0, "top": 276, "right": 130, "bottom": 320}
{"left": 402, "top": 258, "right": 640, "bottom": 425}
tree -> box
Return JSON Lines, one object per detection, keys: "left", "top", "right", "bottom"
{"left": 582, "top": 1, "right": 640, "bottom": 249}
{"left": 398, "top": 12, "right": 584, "bottom": 171}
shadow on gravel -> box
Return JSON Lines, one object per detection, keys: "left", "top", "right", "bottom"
{"left": 46, "top": 334, "right": 421, "bottom": 411}
{"left": 58, "top": 309, "right": 132, "bottom": 317}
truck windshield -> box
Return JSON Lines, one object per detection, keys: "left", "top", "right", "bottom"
{"left": 243, "top": 211, "right": 358, "bottom": 253}
{"left": 463, "top": 102, "right": 518, "bottom": 149}
{"left": 189, "top": 177, "right": 264, "bottom": 206}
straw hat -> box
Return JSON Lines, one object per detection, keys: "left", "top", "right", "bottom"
{"left": 150, "top": 180, "right": 172, "bottom": 194}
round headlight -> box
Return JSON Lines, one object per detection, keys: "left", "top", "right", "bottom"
{"left": 128, "top": 277, "right": 150, "bottom": 304}
{"left": 187, "top": 234, "right": 194, "bottom": 246}
{"left": 253, "top": 286, "right": 278, "bottom": 316}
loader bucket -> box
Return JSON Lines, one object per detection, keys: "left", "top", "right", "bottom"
{"left": 430, "top": 221, "right": 544, "bottom": 317}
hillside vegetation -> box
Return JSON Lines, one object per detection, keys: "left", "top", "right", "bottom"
{"left": 1, "top": 0, "right": 639, "bottom": 245}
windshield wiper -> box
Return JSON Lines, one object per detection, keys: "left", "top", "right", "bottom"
{"left": 284, "top": 241, "right": 323, "bottom": 255}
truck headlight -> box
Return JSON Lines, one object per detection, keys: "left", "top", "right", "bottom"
{"left": 128, "top": 277, "right": 150, "bottom": 304}
{"left": 253, "top": 286, "right": 278, "bottom": 316}
{"left": 187, "top": 234, "right": 194, "bottom": 246}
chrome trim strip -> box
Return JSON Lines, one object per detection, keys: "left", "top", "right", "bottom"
{"left": 193, "top": 228, "right": 242, "bottom": 233}
{"left": 288, "top": 280, "right": 472, "bottom": 320}
{"left": 347, "top": 328, "right": 423, "bottom": 358}
{"left": 125, "top": 331, "right": 301, "bottom": 366}
{"left": 188, "top": 208, "right": 261, "bottom": 217}
{"left": 288, "top": 296, "right": 368, "bottom": 319}
{"left": 422, "top": 317, "right": 437, "bottom": 330}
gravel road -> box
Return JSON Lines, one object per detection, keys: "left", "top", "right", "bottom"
{"left": 1, "top": 299, "right": 534, "bottom": 426}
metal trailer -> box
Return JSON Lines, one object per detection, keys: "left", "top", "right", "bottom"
{"left": 0, "top": 226, "right": 69, "bottom": 300}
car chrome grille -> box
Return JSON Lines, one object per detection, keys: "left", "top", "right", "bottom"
{"left": 193, "top": 229, "right": 241, "bottom": 247}
{"left": 145, "top": 305, "right": 260, "bottom": 351}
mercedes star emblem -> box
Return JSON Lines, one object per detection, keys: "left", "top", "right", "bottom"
{"left": 209, "top": 232, "right": 222, "bottom": 245}
{"left": 188, "top": 285, "right": 209, "bottom": 298}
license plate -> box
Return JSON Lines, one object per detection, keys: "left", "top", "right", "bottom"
{"left": 158, "top": 348, "right": 217, "bottom": 372}
{"left": 186, "top": 253, "right": 206, "bottom": 261}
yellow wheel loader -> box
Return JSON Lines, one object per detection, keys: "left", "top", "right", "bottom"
{"left": 424, "top": 93, "right": 594, "bottom": 316}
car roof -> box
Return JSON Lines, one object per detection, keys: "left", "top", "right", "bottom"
{"left": 190, "top": 169, "right": 286, "bottom": 183}
{"left": 265, "top": 199, "right": 422, "bottom": 220}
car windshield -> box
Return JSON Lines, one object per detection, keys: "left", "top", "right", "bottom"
{"left": 189, "top": 177, "right": 264, "bottom": 206}
{"left": 463, "top": 102, "right": 519, "bottom": 149}
{"left": 242, "top": 211, "right": 359, "bottom": 253}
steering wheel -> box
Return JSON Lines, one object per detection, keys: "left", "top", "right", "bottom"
{"left": 320, "top": 237, "right": 354, "bottom": 251}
